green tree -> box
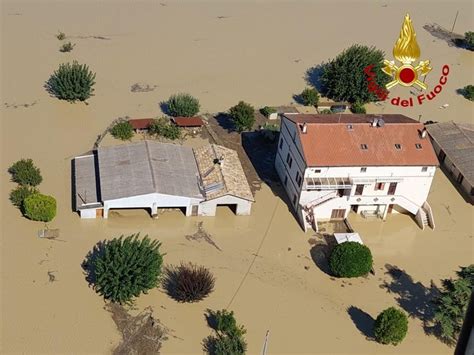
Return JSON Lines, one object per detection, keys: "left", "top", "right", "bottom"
{"left": 260, "top": 106, "right": 277, "bottom": 118}
{"left": 351, "top": 101, "right": 367, "bottom": 113}
{"left": 460, "top": 85, "right": 474, "bottom": 101}
{"left": 110, "top": 121, "right": 134, "bottom": 141}
{"left": 301, "top": 87, "right": 320, "bottom": 106}
{"left": 167, "top": 93, "right": 200, "bottom": 117}
{"left": 432, "top": 265, "right": 474, "bottom": 346}
{"left": 464, "top": 31, "right": 474, "bottom": 50}
{"left": 46, "top": 61, "right": 96, "bottom": 102}
{"left": 84, "top": 234, "right": 164, "bottom": 304}
{"left": 329, "top": 241, "right": 373, "bottom": 278}
{"left": 9, "top": 186, "right": 38, "bottom": 209}
{"left": 229, "top": 101, "right": 255, "bottom": 132}
{"left": 204, "top": 310, "right": 247, "bottom": 355}
{"left": 374, "top": 307, "right": 408, "bottom": 345}
{"left": 318, "top": 44, "right": 390, "bottom": 103}
{"left": 8, "top": 158, "right": 43, "bottom": 186}
{"left": 23, "top": 193, "right": 56, "bottom": 222}
{"left": 149, "top": 117, "right": 181, "bottom": 140}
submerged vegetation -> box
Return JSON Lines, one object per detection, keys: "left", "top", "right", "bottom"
{"left": 110, "top": 120, "right": 134, "bottom": 141}
{"left": 329, "top": 242, "right": 373, "bottom": 278}
{"left": 46, "top": 61, "right": 96, "bottom": 102}
{"left": 229, "top": 101, "right": 255, "bottom": 132}
{"left": 167, "top": 93, "right": 200, "bottom": 117}
{"left": 8, "top": 158, "right": 42, "bottom": 187}
{"left": 374, "top": 307, "right": 408, "bottom": 345}
{"left": 204, "top": 309, "right": 247, "bottom": 355}
{"left": 83, "top": 234, "right": 163, "bottom": 304}
{"left": 23, "top": 193, "right": 57, "bottom": 222}
{"left": 149, "top": 117, "right": 181, "bottom": 140}
{"left": 59, "top": 41, "right": 75, "bottom": 53}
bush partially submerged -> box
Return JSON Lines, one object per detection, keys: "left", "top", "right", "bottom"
{"left": 110, "top": 121, "right": 134, "bottom": 141}
{"left": 46, "top": 61, "right": 96, "bottom": 102}
{"left": 83, "top": 234, "right": 164, "bottom": 304}
{"left": 167, "top": 93, "right": 200, "bottom": 117}
{"left": 56, "top": 31, "right": 66, "bottom": 40}
{"left": 301, "top": 87, "right": 320, "bottom": 106}
{"left": 329, "top": 241, "right": 373, "bottom": 278}
{"left": 229, "top": 101, "right": 255, "bottom": 132}
{"left": 260, "top": 106, "right": 277, "bottom": 118}
{"left": 23, "top": 193, "right": 57, "bottom": 222}
{"left": 59, "top": 42, "right": 75, "bottom": 53}
{"left": 204, "top": 310, "right": 247, "bottom": 355}
{"left": 374, "top": 307, "right": 408, "bottom": 345}
{"left": 149, "top": 117, "right": 181, "bottom": 140}
{"left": 9, "top": 186, "right": 38, "bottom": 209}
{"left": 459, "top": 85, "right": 474, "bottom": 101}
{"left": 163, "top": 262, "right": 215, "bottom": 302}
{"left": 350, "top": 101, "right": 366, "bottom": 113}
{"left": 8, "top": 159, "right": 43, "bottom": 187}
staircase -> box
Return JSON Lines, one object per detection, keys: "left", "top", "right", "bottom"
{"left": 301, "top": 191, "right": 339, "bottom": 231}
{"left": 419, "top": 208, "right": 429, "bottom": 229}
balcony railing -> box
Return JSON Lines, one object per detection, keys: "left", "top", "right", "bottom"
{"left": 303, "top": 176, "right": 352, "bottom": 190}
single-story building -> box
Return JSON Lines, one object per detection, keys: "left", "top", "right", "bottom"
{"left": 317, "top": 101, "right": 350, "bottom": 113}
{"left": 73, "top": 141, "right": 253, "bottom": 219}
{"left": 426, "top": 121, "right": 474, "bottom": 202}
{"left": 193, "top": 144, "right": 254, "bottom": 215}
{"left": 172, "top": 116, "right": 205, "bottom": 128}
{"left": 267, "top": 106, "right": 299, "bottom": 120}
{"left": 128, "top": 118, "right": 154, "bottom": 133}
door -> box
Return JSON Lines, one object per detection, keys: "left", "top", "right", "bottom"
{"left": 191, "top": 205, "right": 199, "bottom": 216}
{"left": 96, "top": 208, "right": 103, "bottom": 218}
{"left": 457, "top": 173, "right": 464, "bottom": 184}
{"left": 331, "top": 209, "right": 346, "bottom": 219}
{"left": 387, "top": 204, "right": 394, "bottom": 214}
{"left": 388, "top": 182, "right": 397, "bottom": 195}
{"left": 355, "top": 184, "right": 364, "bottom": 195}
{"left": 351, "top": 205, "right": 358, "bottom": 213}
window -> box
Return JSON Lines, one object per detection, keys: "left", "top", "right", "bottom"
{"left": 360, "top": 167, "right": 367, "bottom": 173}
{"left": 314, "top": 169, "right": 321, "bottom": 173}
{"left": 375, "top": 182, "right": 385, "bottom": 191}
{"left": 415, "top": 143, "right": 422, "bottom": 149}
{"left": 292, "top": 194, "right": 297, "bottom": 206}
{"left": 286, "top": 153, "right": 290, "bottom": 164}
{"left": 395, "top": 144, "right": 402, "bottom": 150}
{"left": 295, "top": 171, "right": 300, "bottom": 184}
{"left": 421, "top": 167, "right": 428, "bottom": 172}
{"left": 361, "top": 144, "right": 368, "bottom": 150}
{"left": 471, "top": 187, "right": 474, "bottom": 196}
{"left": 284, "top": 175, "right": 288, "bottom": 187}
{"left": 355, "top": 184, "right": 364, "bottom": 196}
{"left": 288, "top": 157, "right": 293, "bottom": 168}
{"left": 286, "top": 153, "right": 293, "bottom": 168}
{"left": 279, "top": 138, "right": 283, "bottom": 150}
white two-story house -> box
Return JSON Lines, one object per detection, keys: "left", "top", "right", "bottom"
{"left": 275, "top": 114, "right": 438, "bottom": 232}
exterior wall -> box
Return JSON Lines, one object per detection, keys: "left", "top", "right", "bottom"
{"left": 199, "top": 195, "right": 252, "bottom": 216}
{"left": 103, "top": 193, "right": 202, "bottom": 218}
{"left": 80, "top": 208, "right": 98, "bottom": 219}
{"left": 276, "top": 116, "right": 438, "bottom": 229}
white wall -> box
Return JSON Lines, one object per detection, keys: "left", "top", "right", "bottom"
{"left": 80, "top": 208, "right": 97, "bottom": 219}
{"left": 103, "top": 193, "right": 203, "bottom": 218}
{"left": 199, "top": 195, "right": 252, "bottom": 216}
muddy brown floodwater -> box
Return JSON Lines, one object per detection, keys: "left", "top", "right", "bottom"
{"left": 1, "top": 0, "right": 473, "bottom": 354}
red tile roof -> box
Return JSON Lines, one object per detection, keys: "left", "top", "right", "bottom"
{"left": 173, "top": 117, "right": 204, "bottom": 127}
{"left": 128, "top": 118, "right": 154, "bottom": 130}
{"left": 284, "top": 114, "right": 439, "bottom": 167}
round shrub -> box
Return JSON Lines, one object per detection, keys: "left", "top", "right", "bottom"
{"left": 8, "top": 158, "right": 42, "bottom": 186}
{"left": 374, "top": 307, "right": 408, "bottom": 345}
{"left": 149, "top": 118, "right": 181, "bottom": 140}
{"left": 164, "top": 262, "right": 215, "bottom": 302}
{"left": 23, "top": 193, "right": 56, "bottom": 222}
{"left": 9, "top": 186, "right": 38, "bottom": 209}
{"left": 46, "top": 61, "right": 96, "bottom": 102}
{"left": 110, "top": 121, "right": 134, "bottom": 141}
{"left": 167, "top": 93, "right": 200, "bottom": 117}
{"left": 351, "top": 101, "right": 366, "bottom": 114}
{"left": 260, "top": 106, "right": 277, "bottom": 118}
{"left": 301, "top": 87, "right": 320, "bottom": 106}
{"left": 229, "top": 101, "right": 255, "bottom": 132}
{"left": 460, "top": 85, "right": 474, "bottom": 101}
{"left": 329, "top": 241, "right": 373, "bottom": 278}
{"left": 84, "top": 234, "right": 163, "bottom": 303}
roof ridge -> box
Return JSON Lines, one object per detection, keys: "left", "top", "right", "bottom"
{"left": 211, "top": 144, "right": 229, "bottom": 194}
{"left": 144, "top": 140, "right": 157, "bottom": 192}
{"left": 453, "top": 122, "right": 474, "bottom": 145}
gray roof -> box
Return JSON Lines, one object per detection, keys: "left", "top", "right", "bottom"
{"left": 74, "top": 154, "right": 101, "bottom": 210}
{"left": 97, "top": 141, "right": 203, "bottom": 201}
{"left": 426, "top": 121, "right": 474, "bottom": 186}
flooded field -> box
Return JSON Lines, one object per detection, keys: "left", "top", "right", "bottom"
{"left": 1, "top": 0, "right": 473, "bottom": 354}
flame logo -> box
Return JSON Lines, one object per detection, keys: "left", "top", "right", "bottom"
{"left": 393, "top": 14, "right": 420, "bottom": 64}
{"left": 382, "top": 13, "right": 431, "bottom": 90}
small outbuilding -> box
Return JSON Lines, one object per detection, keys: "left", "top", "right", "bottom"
{"left": 194, "top": 144, "right": 254, "bottom": 216}
{"left": 128, "top": 118, "right": 154, "bottom": 133}
{"left": 426, "top": 121, "right": 474, "bottom": 202}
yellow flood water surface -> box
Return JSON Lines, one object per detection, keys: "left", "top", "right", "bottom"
{"left": 1, "top": 0, "right": 473, "bottom": 354}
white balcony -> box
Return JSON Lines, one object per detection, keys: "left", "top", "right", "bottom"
{"left": 303, "top": 176, "right": 352, "bottom": 190}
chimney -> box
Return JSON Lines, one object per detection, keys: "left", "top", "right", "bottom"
{"left": 213, "top": 155, "right": 225, "bottom": 169}
{"left": 301, "top": 123, "right": 308, "bottom": 134}
{"left": 371, "top": 118, "right": 378, "bottom": 127}
{"left": 421, "top": 128, "right": 427, "bottom": 139}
